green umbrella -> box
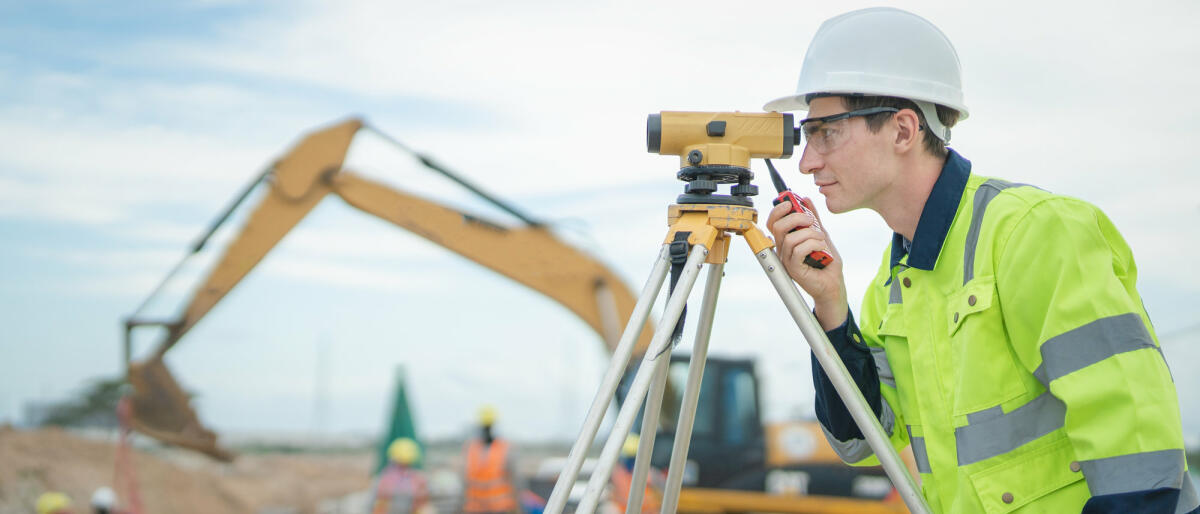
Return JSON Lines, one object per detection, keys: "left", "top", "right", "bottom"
{"left": 375, "top": 366, "right": 423, "bottom": 472}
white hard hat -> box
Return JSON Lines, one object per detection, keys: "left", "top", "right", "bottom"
{"left": 764, "top": 7, "right": 968, "bottom": 141}
{"left": 91, "top": 486, "right": 116, "bottom": 509}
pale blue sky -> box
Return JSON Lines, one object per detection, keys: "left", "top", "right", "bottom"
{"left": 2, "top": 1, "right": 1198, "bottom": 445}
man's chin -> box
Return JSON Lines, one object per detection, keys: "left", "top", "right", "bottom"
{"left": 821, "top": 196, "right": 847, "bottom": 214}
{"left": 825, "top": 200, "right": 865, "bottom": 215}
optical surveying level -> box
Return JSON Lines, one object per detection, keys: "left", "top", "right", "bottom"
{"left": 544, "top": 111, "right": 930, "bottom": 514}
{"left": 647, "top": 111, "right": 797, "bottom": 208}
{"left": 647, "top": 111, "right": 797, "bottom": 165}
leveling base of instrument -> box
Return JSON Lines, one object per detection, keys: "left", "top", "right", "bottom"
{"left": 542, "top": 200, "right": 930, "bottom": 514}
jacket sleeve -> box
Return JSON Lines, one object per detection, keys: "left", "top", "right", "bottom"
{"left": 813, "top": 310, "right": 881, "bottom": 441}
{"left": 812, "top": 308, "right": 909, "bottom": 466}
{"left": 995, "top": 198, "right": 1194, "bottom": 512}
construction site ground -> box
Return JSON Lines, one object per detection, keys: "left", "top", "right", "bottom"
{"left": 1, "top": 425, "right": 559, "bottom": 514}
{"left": 0, "top": 425, "right": 374, "bottom": 514}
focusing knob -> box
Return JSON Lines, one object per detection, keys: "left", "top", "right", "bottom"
{"left": 731, "top": 184, "right": 759, "bottom": 197}
{"left": 685, "top": 180, "right": 717, "bottom": 194}
{"left": 687, "top": 150, "right": 703, "bottom": 165}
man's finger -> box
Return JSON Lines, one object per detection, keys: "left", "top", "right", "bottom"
{"left": 791, "top": 238, "right": 830, "bottom": 266}
{"left": 780, "top": 225, "right": 824, "bottom": 253}
{"left": 768, "top": 201, "right": 794, "bottom": 224}
{"left": 774, "top": 212, "right": 816, "bottom": 239}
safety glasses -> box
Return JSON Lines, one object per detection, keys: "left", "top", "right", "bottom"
{"left": 798, "top": 107, "right": 900, "bottom": 154}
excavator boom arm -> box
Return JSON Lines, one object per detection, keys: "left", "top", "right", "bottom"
{"left": 330, "top": 170, "right": 650, "bottom": 354}
{"left": 128, "top": 118, "right": 651, "bottom": 460}
{"left": 154, "top": 119, "right": 362, "bottom": 356}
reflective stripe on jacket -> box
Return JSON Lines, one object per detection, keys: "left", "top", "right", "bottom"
{"left": 825, "top": 162, "right": 1197, "bottom": 513}
{"left": 464, "top": 438, "right": 518, "bottom": 513}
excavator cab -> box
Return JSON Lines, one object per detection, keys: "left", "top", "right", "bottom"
{"left": 618, "top": 355, "right": 902, "bottom": 501}
{"left": 618, "top": 356, "right": 766, "bottom": 490}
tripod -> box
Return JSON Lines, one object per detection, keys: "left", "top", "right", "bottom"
{"left": 543, "top": 164, "right": 930, "bottom": 514}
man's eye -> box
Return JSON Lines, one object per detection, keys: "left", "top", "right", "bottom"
{"left": 821, "top": 127, "right": 837, "bottom": 139}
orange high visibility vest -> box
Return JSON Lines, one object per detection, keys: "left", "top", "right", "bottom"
{"left": 464, "top": 439, "right": 517, "bottom": 513}
{"left": 610, "top": 465, "right": 662, "bottom": 514}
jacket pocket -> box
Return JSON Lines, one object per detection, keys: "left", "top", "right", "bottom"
{"left": 947, "top": 277, "right": 995, "bottom": 336}
{"left": 967, "top": 436, "right": 1085, "bottom": 513}
{"left": 947, "top": 277, "right": 1028, "bottom": 415}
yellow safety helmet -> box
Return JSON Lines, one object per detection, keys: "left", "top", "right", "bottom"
{"left": 36, "top": 492, "right": 73, "bottom": 514}
{"left": 478, "top": 405, "right": 497, "bottom": 427}
{"left": 621, "top": 434, "right": 640, "bottom": 458}
{"left": 388, "top": 437, "right": 421, "bottom": 465}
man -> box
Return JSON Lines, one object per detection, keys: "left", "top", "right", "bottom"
{"left": 370, "top": 437, "right": 433, "bottom": 514}
{"left": 90, "top": 487, "right": 116, "bottom": 514}
{"left": 462, "top": 405, "right": 519, "bottom": 514}
{"left": 608, "top": 435, "right": 664, "bottom": 513}
{"left": 763, "top": 7, "right": 1197, "bottom": 513}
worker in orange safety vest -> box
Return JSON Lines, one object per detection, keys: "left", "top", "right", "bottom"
{"left": 609, "top": 435, "right": 664, "bottom": 514}
{"left": 462, "top": 405, "right": 519, "bottom": 513}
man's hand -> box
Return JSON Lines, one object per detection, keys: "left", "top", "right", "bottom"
{"left": 767, "top": 200, "right": 849, "bottom": 330}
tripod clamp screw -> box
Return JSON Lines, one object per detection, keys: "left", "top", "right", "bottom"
{"left": 731, "top": 183, "right": 759, "bottom": 197}
{"left": 685, "top": 180, "right": 718, "bottom": 195}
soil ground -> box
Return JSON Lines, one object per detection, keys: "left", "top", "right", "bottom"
{"left": 0, "top": 426, "right": 573, "bottom": 514}
{"left": 0, "top": 426, "right": 373, "bottom": 514}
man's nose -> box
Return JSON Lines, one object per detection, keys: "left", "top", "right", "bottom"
{"left": 798, "top": 145, "right": 822, "bottom": 175}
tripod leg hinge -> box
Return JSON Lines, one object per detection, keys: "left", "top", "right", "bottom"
{"left": 743, "top": 225, "right": 775, "bottom": 254}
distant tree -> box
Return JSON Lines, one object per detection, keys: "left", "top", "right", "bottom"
{"left": 40, "top": 376, "right": 125, "bottom": 428}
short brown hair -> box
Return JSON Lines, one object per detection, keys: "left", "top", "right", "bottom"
{"left": 839, "top": 95, "right": 960, "bottom": 158}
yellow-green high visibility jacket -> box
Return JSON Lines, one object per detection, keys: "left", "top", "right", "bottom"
{"left": 812, "top": 150, "right": 1197, "bottom": 513}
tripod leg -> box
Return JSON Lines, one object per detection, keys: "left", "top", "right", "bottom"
{"left": 574, "top": 245, "right": 710, "bottom": 514}
{"left": 753, "top": 247, "right": 931, "bottom": 514}
{"left": 544, "top": 245, "right": 672, "bottom": 514}
{"left": 656, "top": 262, "right": 723, "bottom": 513}
{"left": 624, "top": 344, "right": 671, "bottom": 514}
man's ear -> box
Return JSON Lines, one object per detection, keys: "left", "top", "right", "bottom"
{"left": 894, "top": 108, "right": 922, "bottom": 151}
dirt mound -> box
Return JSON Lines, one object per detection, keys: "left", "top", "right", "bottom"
{"left": 0, "top": 426, "right": 371, "bottom": 514}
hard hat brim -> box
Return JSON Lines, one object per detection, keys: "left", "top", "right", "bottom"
{"left": 765, "top": 91, "right": 970, "bottom": 121}
{"left": 763, "top": 94, "right": 809, "bottom": 113}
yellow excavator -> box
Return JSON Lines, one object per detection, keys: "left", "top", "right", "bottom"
{"left": 122, "top": 118, "right": 907, "bottom": 513}
{"left": 121, "top": 118, "right": 653, "bottom": 461}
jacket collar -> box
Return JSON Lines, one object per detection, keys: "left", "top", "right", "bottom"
{"left": 889, "top": 149, "right": 971, "bottom": 271}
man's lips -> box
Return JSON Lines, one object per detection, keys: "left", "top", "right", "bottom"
{"left": 816, "top": 181, "right": 837, "bottom": 193}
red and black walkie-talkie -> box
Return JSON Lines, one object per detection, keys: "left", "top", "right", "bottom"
{"left": 765, "top": 159, "right": 835, "bottom": 269}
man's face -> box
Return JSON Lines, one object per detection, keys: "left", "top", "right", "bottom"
{"left": 797, "top": 97, "right": 893, "bottom": 214}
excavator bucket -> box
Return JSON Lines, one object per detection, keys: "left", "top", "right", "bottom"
{"left": 127, "top": 358, "right": 234, "bottom": 461}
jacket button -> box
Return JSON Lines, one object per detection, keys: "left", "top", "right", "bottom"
{"left": 968, "top": 295, "right": 977, "bottom": 306}
{"left": 953, "top": 312, "right": 959, "bottom": 323}
{"left": 902, "top": 277, "right": 912, "bottom": 288}
{"left": 1070, "top": 461, "right": 1081, "bottom": 472}
{"left": 1002, "top": 492, "right": 1014, "bottom": 504}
